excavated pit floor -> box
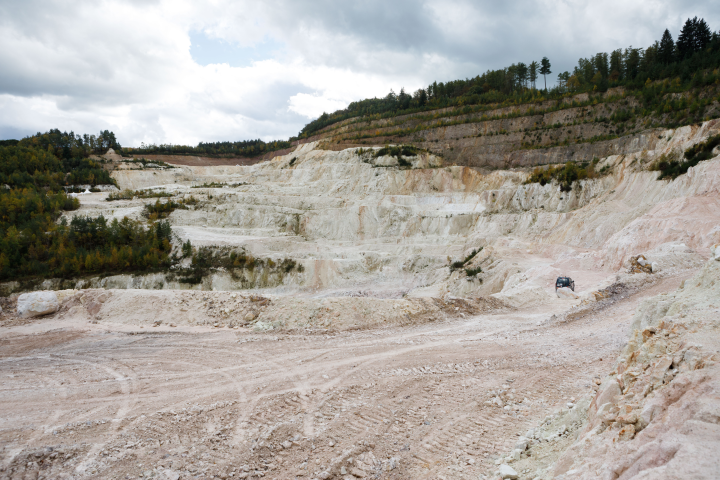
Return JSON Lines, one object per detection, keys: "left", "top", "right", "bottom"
{"left": 0, "top": 272, "right": 690, "bottom": 480}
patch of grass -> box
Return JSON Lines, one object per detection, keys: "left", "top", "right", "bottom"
{"left": 177, "top": 247, "right": 303, "bottom": 285}
{"left": 191, "top": 182, "right": 248, "bottom": 188}
{"left": 525, "top": 159, "right": 603, "bottom": 192}
{"left": 464, "top": 266, "right": 483, "bottom": 276}
{"left": 143, "top": 199, "right": 192, "bottom": 221}
{"left": 107, "top": 189, "right": 174, "bottom": 201}
{"left": 450, "top": 247, "right": 483, "bottom": 271}
{"left": 651, "top": 134, "right": 720, "bottom": 180}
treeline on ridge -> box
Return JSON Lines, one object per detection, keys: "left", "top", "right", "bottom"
{"left": 300, "top": 16, "right": 720, "bottom": 138}
{"left": 124, "top": 139, "right": 292, "bottom": 158}
{"left": 0, "top": 130, "right": 174, "bottom": 282}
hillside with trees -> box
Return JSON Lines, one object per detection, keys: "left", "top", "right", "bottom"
{"left": 299, "top": 17, "right": 720, "bottom": 138}
{"left": 0, "top": 131, "right": 173, "bottom": 282}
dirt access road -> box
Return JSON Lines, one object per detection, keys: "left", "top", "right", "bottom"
{"left": 0, "top": 274, "right": 687, "bottom": 480}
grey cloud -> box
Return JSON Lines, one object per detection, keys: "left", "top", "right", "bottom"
{"left": 1, "top": 0, "right": 719, "bottom": 143}
{"left": 256, "top": 0, "right": 720, "bottom": 81}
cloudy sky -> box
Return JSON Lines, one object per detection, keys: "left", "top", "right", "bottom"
{"left": 0, "top": 0, "right": 717, "bottom": 146}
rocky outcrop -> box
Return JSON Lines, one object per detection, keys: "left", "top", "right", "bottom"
{"left": 36, "top": 120, "right": 713, "bottom": 301}
{"left": 306, "top": 90, "right": 720, "bottom": 170}
{"left": 547, "top": 255, "right": 720, "bottom": 479}
{"left": 16, "top": 291, "right": 59, "bottom": 318}
{"left": 555, "top": 287, "right": 578, "bottom": 299}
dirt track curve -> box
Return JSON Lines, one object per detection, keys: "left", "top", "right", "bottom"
{"left": 0, "top": 274, "right": 688, "bottom": 480}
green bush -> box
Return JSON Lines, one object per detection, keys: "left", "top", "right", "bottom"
{"left": 177, "top": 248, "right": 302, "bottom": 285}
{"left": 651, "top": 134, "right": 720, "bottom": 180}
{"left": 525, "top": 160, "right": 601, "bottom": 191}
{"left": 143, "top": 199, "right": 188, "bottom": 220}
{"left": 374, "top": 145, "right": 422, "bottom": 159}
{"left": 450, "top": 247, "right": 483, "bottom": 272}
{"left": 107, "top": 189, "right": 173, "bottom": 201}
{"left": 464, "top": 266, "right": 483, "bottom": 276}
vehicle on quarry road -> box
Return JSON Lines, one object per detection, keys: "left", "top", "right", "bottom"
{"left": 556, "top": 276, "right": 575, "bottom": 292}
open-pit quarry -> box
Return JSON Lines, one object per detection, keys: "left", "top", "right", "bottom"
{"left": 2, "top": 120, "right": 720, "bottom": 480}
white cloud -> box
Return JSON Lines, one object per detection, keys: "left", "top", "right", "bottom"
{"left": 0, "top": 0, "right": 718, "bottom": 145}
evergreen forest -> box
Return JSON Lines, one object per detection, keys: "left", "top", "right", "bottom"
{"left": 0, "top": 131, "right": 173, "bottom": 282}
{"left": 299, "top": 17, "right": 720, "bottom": 137}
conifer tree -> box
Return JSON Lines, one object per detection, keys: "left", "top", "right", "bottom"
{"left": 539, "top": 57, "right": 552, "bottom": 90}
{"left": 696, "top": 18, "right": 712, "bottom": 51}
{"left": 677, "top": 17, "right": 696, "bottom": 59}
{"left": 529, "top": 61, "right": 539, "bottom": 89}
{"left": 517, "top": 62, "right": 528, "bottom": 89}
{"left": 658, "top": 28, "right": 675, "bottom": 64}
{"left": 609, "top": 49, "right": 624, "bottom": 81}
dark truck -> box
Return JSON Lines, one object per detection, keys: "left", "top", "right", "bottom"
{"left": 555, "top": 276, "right": 575, "bottom": 292}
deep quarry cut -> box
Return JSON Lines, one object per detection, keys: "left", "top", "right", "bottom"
{"left": 2, "top": 120, "right": 720, "bottom": 479}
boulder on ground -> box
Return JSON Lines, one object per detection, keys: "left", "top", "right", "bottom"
{"left": 712, "top": 244, "right": 720, "bottom": 261}
{"left": 499, "top": 464, "right": 518, "bottom": 479}
{"left": 16, "top": 291, "right": 59, "bottom": 318}
{"left": 556, "top": 287, "right": 579, "bottom": 299}
{"left": 155, "top": 470, "right": 180, "bottom": 480}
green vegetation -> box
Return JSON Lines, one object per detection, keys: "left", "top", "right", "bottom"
{"left": 0, "top": 201, "right": 173, "bottom": 281}
{"left": 121, "top": 158, "right": 173, "bottom": 169}
{"left": 191, "top": 182, "right": 248, "bottom": 188}
{"left": 125, "top": 139, "right": 292, "bottom": 159}
{"left": 18, "top": 128, "right": 121, "bottom": 159}
{"left": 451, "top": 247, "right": 483, "bottom": 272}
{"left": 0, "top": 131, "right": 175, "bottom": 282}
{"left": 143, "top": 197, "right": 200, "bottom": 221}
{"left": 107, "top": 189, "right": 173, "bottom": 201}
{"left": 464, "top": 266, "right": 483, "bottom": 277}
{"left": 299, "top": 17, "right": 720, "bottom": 138}
{"left": 373, "top": 145, "right": 422, "bottom": 159}
{"left": 651, "top": 134, "right": 720, "bottom": 179}
{"left": 525, "top": 160, "right": 602, "bottom": 191}
{"left": 0, "top": 145, "right": 115, "bottom": 190}
{"left": 177, "top": 247, "right": 303, "bottom": 285}
{"left": 372, "top": 145, "right": 423, "bottom": 167}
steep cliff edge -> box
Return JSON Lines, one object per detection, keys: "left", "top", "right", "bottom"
{"left": 47, "top": 120, "right": 717, "bottom": 309}
{"left": 302, "top": 88, "right": 720, "bottom": 171}
{"left": 547, "top": 253, "right": 720, "bottom": 480}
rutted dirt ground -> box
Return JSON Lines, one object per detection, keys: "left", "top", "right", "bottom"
{"left": 0, "top": 270, "right": 694, "bottom": 480}
{"left": 1, "top": 122, "right": 720, "bottom": 479}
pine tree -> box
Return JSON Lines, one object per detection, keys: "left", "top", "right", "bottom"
{"left": 529, "top": 61, "right": 539, "bottom": 89}
{"left": 609, "top": 49, "right": 624, "bottom": 81}
{"left": 677, "top": 17, "right": 696, "bottom": 60}
{"left": 623, "top": 47, "right": 642, "bottom": 79}
{"left": 539, "top": 57, "right": 552, "bottom": 91}
{"left": 658, "top": 28, "right": 675, "bottom": 64}
{"left": 593, "top": 52, "right": 609, "bottom": 79}
{"left": 696, "top": 18, "right": 712, "bottom": 51}
{"left": 517, "top": 62, "right": 528, "bottom": 89}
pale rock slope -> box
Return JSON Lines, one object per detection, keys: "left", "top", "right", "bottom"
{"left": 550, "top": 254, "right": 720, "bottom": 479}
{"left": 67, "top": 120, "right": 720, "bottom": 309}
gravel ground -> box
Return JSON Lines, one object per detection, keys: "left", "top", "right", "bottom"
{"left": 0, "top": 272, "right": 691, "bottom": 480}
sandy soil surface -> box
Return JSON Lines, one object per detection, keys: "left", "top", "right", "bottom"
{"left": 0, "top": 272, "right": 690, "bottom": 480}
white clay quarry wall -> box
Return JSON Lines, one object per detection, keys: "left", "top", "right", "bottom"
{"left": 75, "top": 120, "right": 720, "bottom": 298}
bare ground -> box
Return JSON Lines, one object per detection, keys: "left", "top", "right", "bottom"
{"left": 0, "top": 272, "right": 691, "bottom": 480}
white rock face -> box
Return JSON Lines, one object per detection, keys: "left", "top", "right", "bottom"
{"left": 556, "top": 287, "right": 579, "bottom": 299}
{"left": 547, "top": 258, "right": 720, "bottom": 479}
{"left": 47, "top": 121, "right": 719, "bottom": 304}
{"left": 17, "top": 291, "right": 59, "bottom": 318}
{"left": 712, "top": 244, "right": 720, "bottom": 261}
{"left": 499, "top": 464, "right": 518, "bottom": 479}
